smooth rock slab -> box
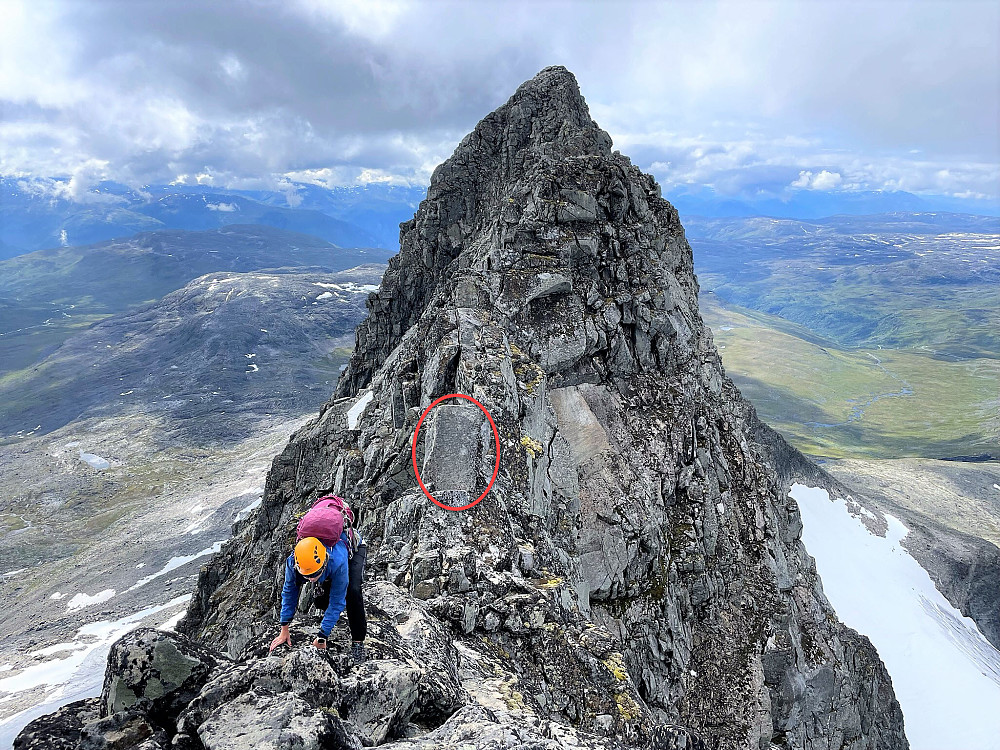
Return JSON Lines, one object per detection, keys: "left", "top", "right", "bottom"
{"left": 422, "top": 404, "right": 484, "bottom": 492}
{"left": 197, "top": 691, "right": 355, "bottom": 750}
{"left": 526, "top": 272, "right": 573, "bottom": 303}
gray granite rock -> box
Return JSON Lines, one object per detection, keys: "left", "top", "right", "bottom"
{"left": 340, "top": 660, "right": 421, "bottom": 744}
{"left": 422, "top": 402, "right": 485, "bottom": 493}
{"left": 13, "top": 699, "right": 100, "bottom": 750}
{"left": 196, "top": 691, "right": 343, "bottom": 750}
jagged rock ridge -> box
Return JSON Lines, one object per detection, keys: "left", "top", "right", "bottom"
{"left": 19, "top": 66, "right": 909, "bottom": 750}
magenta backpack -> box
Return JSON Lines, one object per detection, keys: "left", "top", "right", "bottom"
{"left": 296, "top": 495, "right": 357, "bottom": 552}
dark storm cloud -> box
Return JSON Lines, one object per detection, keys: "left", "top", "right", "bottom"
{"left": 59, "top": 1, "right": 521, "bottom": 134}
{"left": 1, "top": 0, "right": 997, "bottom": 201}
{"left": 1, "top": 0, "right": 554, "bottom": 186}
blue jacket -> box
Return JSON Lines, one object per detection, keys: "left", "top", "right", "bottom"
{"left": 279, "top": 536, "right": 349, "bottom": 637}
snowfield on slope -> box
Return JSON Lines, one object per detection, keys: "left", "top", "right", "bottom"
{"left": 793, "top": 483, "right": 1000, "bottom": 750}
{"left": 0, "top": 595, "right": 191, "bottom": 748}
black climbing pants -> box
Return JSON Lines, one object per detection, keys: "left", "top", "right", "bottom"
{"left": 313, "top": 544, "right": 368, "bottom": 642}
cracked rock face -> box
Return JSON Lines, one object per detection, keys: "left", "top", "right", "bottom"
{"left": 22, "top": 67, "right": 908, "bottom": 750}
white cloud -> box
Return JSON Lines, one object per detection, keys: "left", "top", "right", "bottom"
{"left": 219, "top": 54, "right": 245, "bottom": 82}
{"left": 295, "top": 0, "right": 412, "bottom": 40}
{"left": 810, "top": 170, "right": 842, "bottom": 190}
{"left": 792, "top": 169, "right": 843, "bottom": 191}
{"left": 44, "top": 159, "right": 123, "bottom": 203}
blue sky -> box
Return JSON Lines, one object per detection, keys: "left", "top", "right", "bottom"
{"left": 1, "top": 0, "right": 997, "bottom": 208}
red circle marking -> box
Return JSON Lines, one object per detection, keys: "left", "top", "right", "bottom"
{"left": 411, "top": 393, "right": 500, "bottom": 511}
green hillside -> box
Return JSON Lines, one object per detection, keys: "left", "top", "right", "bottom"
{"left": 701, "top": 293, "right": 1000, "bottom": 460}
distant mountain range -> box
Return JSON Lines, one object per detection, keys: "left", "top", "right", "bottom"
{"left": 665, "top": 185, "right": 1000, "bottom": 220}
{"left": 4, "top": 175, "right": 997, "bottom": 261}
{"left": 0, "top": 224, "right": 385, "bottom": 312}
{"left": 0, "top": 179, "right": 425, "bottom": 258}
{"left": 0, "top": 266, "right": 383, "bottom": 440}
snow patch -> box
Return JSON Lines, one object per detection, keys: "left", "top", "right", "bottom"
{"left": 66, "top": 589, "right": 115, "bottom": 612}
{"left": 30, "top": 643, "right": 79, "bottom": 658}
{"left": 316, "top": 291, "right": 334, "bottom": 301}
{"left": 159, "top": 609, "right": 186, "bottom": 632}
{"left": 235, "top": 497, "right": 262, "bottom": 524}
{"left": 49, "top": 592, "right": 65, "bottom": 601}
{"left": 1, "top": 569, "right": 27, "bottom": 578}
{"left": 793, "top": 483, "right": 1000, "bottom": 749}
{"left": 78, "top": 450, "right": 110, "bottom": 470}
{"left": 126, "top": 541, "right": 225, "bottom": 593}
{"left": 314, "top": 282, "right": 379, "bottom": 294}
{"left": 206, "top": 202, "right": 237, "bottom": 212}
{"left": 182, "top": 518, "right": 208, "bottom": 535}
{"left": 347, "top": 390, "right": 374, "bottom": 430}
{"left": 246, "top": 363, "right": 259, "bottom": 373}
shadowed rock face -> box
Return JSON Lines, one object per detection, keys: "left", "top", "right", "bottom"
{"left": 23, "top": 67, "right": 908, "bottom": 750}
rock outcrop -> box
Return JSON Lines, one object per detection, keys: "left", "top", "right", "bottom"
{"left": 21, "top": 66, "right": 909, "bottom": 749}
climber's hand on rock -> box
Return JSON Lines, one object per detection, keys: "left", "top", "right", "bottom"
{"left": 313, "top": 637, "right": 327, "bottom": 650}
{"left": 269, "top": 625, "right": 291, "bottom": 652}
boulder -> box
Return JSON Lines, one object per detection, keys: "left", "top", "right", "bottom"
{"left": 197, "top": 691, "right": 359, "bottom": 750}
{"left": 340, "top": 660, "right": 421, "bottom": 744}
{"left": 13, "top": 698, "right": 100, "bottom": 750}
{"left": 101, "top": 628, "right": 222, "bottom": 721}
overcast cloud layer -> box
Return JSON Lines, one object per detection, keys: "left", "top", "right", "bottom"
{"left": 1, "top": 0, "right": 997, "bottom": 204}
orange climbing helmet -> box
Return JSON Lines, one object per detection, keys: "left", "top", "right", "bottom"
{"left": 294, "top": 537, "right": 327, "bottom": 576}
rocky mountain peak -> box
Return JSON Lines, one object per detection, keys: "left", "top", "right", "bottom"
{"left": 19, "top": 68, "right": 909, "bottom": 750}
{"left": 441, "top": 65, "right": 613, "bottom": 175}
{"left": 335, "top": 64, "right": 677, "bottom": 400}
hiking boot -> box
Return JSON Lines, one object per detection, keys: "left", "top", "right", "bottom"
{"left": 351, "top": 641, "right": 365, "bottom": 663}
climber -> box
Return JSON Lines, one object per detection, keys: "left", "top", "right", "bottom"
{"left": 269, "top": 495, "right": 368, "bottom": 661}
